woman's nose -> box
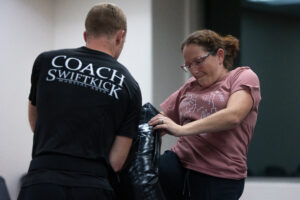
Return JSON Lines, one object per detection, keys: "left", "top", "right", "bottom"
{"left": 190, "top": 66, "right": 200, "bottom": 73}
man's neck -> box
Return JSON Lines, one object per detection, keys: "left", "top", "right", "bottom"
{"left": 85, "top": 37, "right": 115, "bottom": 58}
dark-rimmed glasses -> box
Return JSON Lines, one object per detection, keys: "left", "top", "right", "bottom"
{"left": 180, "top": 52, "right": 211, "bottom": 72}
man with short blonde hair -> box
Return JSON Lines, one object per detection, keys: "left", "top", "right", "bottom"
{"left": 18, "top": 3, "right": 141, "bottom": 200}
{"left": 85, "top": 3, "right": 127, "bottom": 37}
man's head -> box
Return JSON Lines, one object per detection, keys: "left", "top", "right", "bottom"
{"left": 84, "top": 3, "right": 127, "bottom": 59}
{"left": 85, "top": 3, "right": 127, "bottom": 37}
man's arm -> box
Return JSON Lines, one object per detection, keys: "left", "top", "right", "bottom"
{"left": 109, "top": 136, "right": 133, "bottom": 172}
{"left": 28, "top": 101, "right": 37, "bottom": 133}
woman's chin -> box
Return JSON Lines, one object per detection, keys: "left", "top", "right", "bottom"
{"left": 196, "top": 78, "right": 207, "bottom": 87}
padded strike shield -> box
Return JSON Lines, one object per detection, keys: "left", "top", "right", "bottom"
{"left": 113, "top": 103, "right": 165, "bottom": 200}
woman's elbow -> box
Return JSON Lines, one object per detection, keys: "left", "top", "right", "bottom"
{"left": 229, "top": 115, "right": 243, "bottom": 128}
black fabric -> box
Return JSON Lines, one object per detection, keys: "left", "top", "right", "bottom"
{"left": 112, "top": 103, "right": 165, "bottom": 200}
{"left": 17, "top": 183, "right": 115, "bottom": 200}
{"left": 28, "top": 154, "right": 108, "bottom": 177}
{"left": 21, "top": 170, "right": 112, "bottom": 190}
{"left": 0, "top": 176, "right": 10, "bottom": 200}
{"left": 159, "top": 151, "right": 185, "bottom": 200}
{"left": 159, "top": 151, "right": 245, "bottom": 200}
{"left": 24, "top": 46, "right": 141, "bottom": 190}
{"left": 29, "top": 47, "right": 141, "bottom": 160}
{"left": 22, "top": 154, "right": 112, "bottom": 190}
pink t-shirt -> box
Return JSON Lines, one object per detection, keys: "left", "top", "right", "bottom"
{"left": 161, "top": 67, "right": 261, "bottom": 179}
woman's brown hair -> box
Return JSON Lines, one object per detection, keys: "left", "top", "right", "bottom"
{"left": 181, "top": 29, "right": 239, "bottom": 70}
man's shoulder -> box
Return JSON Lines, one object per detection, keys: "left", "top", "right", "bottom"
{"left": 39, "top": 48, "right": 78, "bottom": 56}
{"left": 112, "top": 62, "right": 138, "bottom": 85}
{"left": 34, "top": 48, "right": 77, "bottom": 62}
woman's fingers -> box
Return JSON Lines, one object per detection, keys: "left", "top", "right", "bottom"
{"left": 149, "top": 114, "right": 182, "bottom": 136}
{"left": 149, "top": 114, "right": 164, "bottom": 126}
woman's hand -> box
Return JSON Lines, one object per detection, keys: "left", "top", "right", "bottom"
{"left": 148, "top": 113, "right": 185, "bottom": 137}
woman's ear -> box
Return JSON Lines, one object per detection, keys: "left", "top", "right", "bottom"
{"left": 217, "top": 48, "right": 225, "bottom": 65}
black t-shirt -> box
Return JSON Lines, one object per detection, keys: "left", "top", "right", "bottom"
{"left": 25, "top": 47, "right": 142, "bottom": 189}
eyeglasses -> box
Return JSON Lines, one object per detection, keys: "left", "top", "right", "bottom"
{"left": 180, "top": 52, "right": 211, "bottom": 72}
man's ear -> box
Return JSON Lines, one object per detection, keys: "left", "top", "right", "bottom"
{"left": 116, "top": 30, "right": 126, "bottom": 45}
{"left": 83, "top": 31, "right": 87, "bottom": 42}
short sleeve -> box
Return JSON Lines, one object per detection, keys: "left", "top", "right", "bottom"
{"left": 230, "top": 68, "right": 261, "bottom": 109}
{"left": 116, "top": 83, "right": 142, "bottom": 139}
{"left": 160, "top": 90, "right": 181, "bottom": 124}
{"left": 29, "top": 53, "right": 43, "bottom": 106}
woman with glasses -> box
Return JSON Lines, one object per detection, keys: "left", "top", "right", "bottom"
{"left": 149, "top": 29, "right": 261, "bottom": 200}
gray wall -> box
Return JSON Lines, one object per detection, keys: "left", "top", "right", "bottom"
{"left": 152, "top": 0, "right": 186, "bottom": 108}
{"left": 241, "top": 10, "right": 300, "bottom": 176}
{"left": 152, "top": 0, "right": 204, "bottom": 153}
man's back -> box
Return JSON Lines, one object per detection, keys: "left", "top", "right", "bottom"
{"left": 30, "top": 47, "right": 141, "bottom": 161}
{"left": 21, "top": 46, "right": 141, "bottom": 192}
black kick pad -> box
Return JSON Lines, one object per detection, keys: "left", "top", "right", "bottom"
{"left": 112, "top": 103, "right": 166, "bottom": 200}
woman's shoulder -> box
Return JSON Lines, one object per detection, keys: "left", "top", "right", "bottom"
{"left": 230, "top": 66, "right": 259, "bottom": 80}
{"left": 231, "top": 66, "right": 257, "bottom": 75}
{"left": 228, "top": 66, "right": 260, "bottom": 87}
{"left": 183, "top": 76, "right": 198, "bottom": 89}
